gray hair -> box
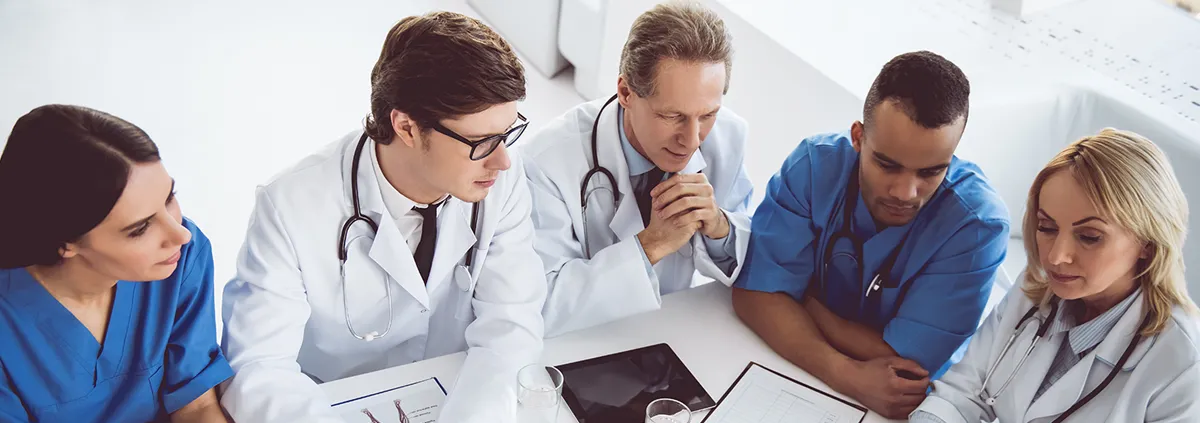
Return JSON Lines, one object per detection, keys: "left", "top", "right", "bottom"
{"left": 619, "top": 1, "right": 733, "bottom": 97}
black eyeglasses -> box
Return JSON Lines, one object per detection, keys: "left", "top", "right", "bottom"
{"left": 431, "top": 112, "right": 529, "bottom": 161}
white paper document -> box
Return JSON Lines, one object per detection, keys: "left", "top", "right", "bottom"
{"left": 332, "top": 377, "right": 446, "bottom": 423}
{"left": 703, "top": 363, "right": 866, "bottom": 423}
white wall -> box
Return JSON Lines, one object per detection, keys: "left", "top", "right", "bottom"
{"left": 0, "top": 0, "right": 583, "bottom": 333}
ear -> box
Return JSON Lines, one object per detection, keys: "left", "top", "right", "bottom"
{"left": 850, "top": 121, "right": 865, "bottom": 153}
{"left": 390, "top": 109, "right": 419, "bottom": 149}
{"left": 1139, "top": 242, "right": 1153, "bottom": 260}
{"left": 616, "top": 76, "right": 635, "bottom": 109}
{"left": 58, "top": 243, "right": 79, "bottom": 260}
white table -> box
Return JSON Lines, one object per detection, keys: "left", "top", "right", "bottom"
{"left": 322, "top": 282, "right": 900, "bottom": 423}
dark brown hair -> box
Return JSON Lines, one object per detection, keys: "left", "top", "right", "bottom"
{"left": 364, "top": 11, "right": 526, "bottom": 144}
{"left": 0, "top": 105, "right": 161, "bottom": 268}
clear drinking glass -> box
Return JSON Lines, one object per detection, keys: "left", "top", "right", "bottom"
{"left": 517, "top": 364, "right": 563, "bottom": 423}
{"left": 645, "top": 398, "right": 691, "bottom": 423}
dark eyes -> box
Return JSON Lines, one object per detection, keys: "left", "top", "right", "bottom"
{"left": 129, "top": 190, "right": 177, "bottom": 239}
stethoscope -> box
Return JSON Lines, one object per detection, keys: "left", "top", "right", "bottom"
{"left": 338, "top": 133, "right": 480, "bottom": 341}
{"left": 977, "top": 297, "right": 1149, "bottom": 422}
{"left": 579, "top": 94, "right": 621, "bottom": 259}
{"left": 579, "top": 94, "right": 701, "bottom": 258}
{"left": 819, "top": 160, "right": 921, "bottom": 323}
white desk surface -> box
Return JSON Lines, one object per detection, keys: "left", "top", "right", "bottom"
{"left": 321, "top": 282, "right": 900, "bottom": 423}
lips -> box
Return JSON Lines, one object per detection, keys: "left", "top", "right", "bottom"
{"left": 475, "top": 179, "right": 496, "bottom": 188}
{"left": 664, "top": 149, "right": 688, "bottom": 159}
{"left": 1049, "top": 271, "right": 1080, "bottom": 283}
{"left": 881, "top": 201, "right": 916, "bottom": 215}
{"left": 159, "top": 250, "right": 181, "bottom": 266}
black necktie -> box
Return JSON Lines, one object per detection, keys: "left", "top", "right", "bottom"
{"left": 412, "top": 203, "right": 440, "bottom": 284}
{"left": 636, "top": 168, "right": 666, "bottom": 227}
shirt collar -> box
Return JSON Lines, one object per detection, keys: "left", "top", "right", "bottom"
{"left": 370, "top": 140, "right": 420, "bottom": 221}
{"left": 1046, "top": 289, "right": 1142, "bottom": 355}
{"left": 618, "top": 106, "right": 656, "bottom": 176}
{"left": 617, "top": 105, "right": 707, "bottom": 176}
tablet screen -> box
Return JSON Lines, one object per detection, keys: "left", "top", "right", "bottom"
{"left": 558, "top": 343, "right": 715, "bottom": 423}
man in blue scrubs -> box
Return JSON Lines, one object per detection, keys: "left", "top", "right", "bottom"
{"left": 732, "top": 51, "right": 1010, "bottom": 419}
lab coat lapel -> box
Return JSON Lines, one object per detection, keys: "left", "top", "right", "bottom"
{"left": 1007, "top": 308, "right": 1060, "bottom": 421}
{"left": 1023, "top": 350, "right": 1095, "bottom": 422}
{"left": 596, "top": 103, "right": 641, "bottom": 241}
{"left": 425, "top": 199, "right": 477, "bottom": 295}
{"left": 1094, "top": 291, "right": 1153, "bottom": 370}
{"left": 1023, "top": 293, "right": 1148, "bottom": 422}
{"left": 343, "top": 133, "right": 431, "bottom": 309}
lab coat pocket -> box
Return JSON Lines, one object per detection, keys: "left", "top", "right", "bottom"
{"left": 453, "top": 265, "right": 478, "bottom": 322}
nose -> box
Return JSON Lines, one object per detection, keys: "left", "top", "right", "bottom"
{"left": 164, "top": 216, "right": 192, "bottom": 247}
{"left": 679, "top": 118, "right": 702, "bottom": 150}
{"left": 484, "top": 143, "right": 512, "bottom": 171}
{"left": 1047, "top": 232, "right": 1074, "bottom": 266}
{"left": 888, "top": 174, "right": 920, "bottom": 202}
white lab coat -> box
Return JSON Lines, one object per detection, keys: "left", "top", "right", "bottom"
{"left": 913, "top": 282, "right": 1200, "bottom": 422}
{"left": 519, "top": 97, "right": 753, "bottom": 337}
{"left": 219, "top": 131, "right": 547, "bottom": 423}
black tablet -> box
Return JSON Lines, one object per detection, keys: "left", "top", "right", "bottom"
{"left": 557, "top": 343, "right": 716, "bottom": 423}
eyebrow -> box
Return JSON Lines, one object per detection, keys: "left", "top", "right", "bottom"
{"left": 1037, "top": 209, "right": 1107, "bottom": 226}
{"left": 119, "top": 179, "right": 175, "bottom": 232}
{"left": 873, "top": 151, "right": 951, "bottom": 172}
{"left": 659, "top": 106, "right": 721, "bottom": 116}
{"left": 459, "top": 115, "right": 523, "bottom": 139}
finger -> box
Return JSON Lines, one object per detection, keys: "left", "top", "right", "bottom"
{"left": 674, "top": 173, "right": 707, "bottom": 184}
{"left": 888, "top": 358, "right": 930, "bottom": 378}
{"left": 893, "top": 376, "right": 931, "bottom": 395}
{"left": 660, "top": 197, "right": 709, "bottom": 221}
{"left": 652, "top": 183, "right": 690, "bottom": 211}
{"left": 896, "top": 400, "right": 923, "bottom": 418}
{"left": 649, "top": 174, "right": 682, "bottom": 198}
{"left": 670, "top": 208, "right": 709, "bottom": 226}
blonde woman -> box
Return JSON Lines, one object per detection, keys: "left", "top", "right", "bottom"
{"left": 911, "top": 129, "right": 1200, "bottom": 422}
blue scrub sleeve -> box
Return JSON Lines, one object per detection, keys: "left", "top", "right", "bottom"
{"left": 161, "top": 230, "right": 234, "bottom": 413}
{"left": 733, "top": 146, "right": 817, "bottom": 298}
{"left": 0, "top": 362, "right": 28, "bottom": 422}
{"left": 882, "top": 218, "right": 1009, "bottom": 376}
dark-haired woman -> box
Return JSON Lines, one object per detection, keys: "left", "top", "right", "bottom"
{"left": 0, "top": 105, "right": 232, "bottom": 422}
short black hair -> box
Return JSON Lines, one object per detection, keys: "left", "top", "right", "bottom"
{"left": 863, "top": 51, "right": 970, "bottom": 129}
{"left": 0, "top": 105, "right": 160, "bottom": 269}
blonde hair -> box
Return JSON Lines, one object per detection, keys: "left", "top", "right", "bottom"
{"left": 1022, "top": 128, "right": 1194, "bottom": 335}
{"left": 620, "top": 0, "right": 733, "bottom": 98}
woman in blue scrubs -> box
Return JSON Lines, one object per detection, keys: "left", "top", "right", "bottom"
{"left": 0, "top": 105, "right": 233, "bottom": 422}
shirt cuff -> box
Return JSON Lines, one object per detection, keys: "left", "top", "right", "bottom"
{"left": 702, "top": 210, "right": 738, "bottom": 274}
{"left": 632, "top": 234, "right": 658, "bottom": 280}
{"left": 909, "top": 411, "right": 950, "bottom": 423}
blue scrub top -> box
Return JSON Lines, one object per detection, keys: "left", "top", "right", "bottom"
{"left": 0, "top": 219, "right": 233, "bottom": 422}
{"left": 735, "top": 132, "right": 1010, "bottom": 379}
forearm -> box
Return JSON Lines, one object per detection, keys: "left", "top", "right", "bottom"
{"left": 803, "top": 296, "right": 898, "bottom": 361}
{"left": 170, "top": 389, "right": 229, "bottom": 423}
{"left": 732, "top": 288, "right": 860, "bottom": 395}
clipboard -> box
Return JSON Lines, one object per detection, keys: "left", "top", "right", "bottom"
{"left": 701, "top": 362, "right": 867, "bottom": 423}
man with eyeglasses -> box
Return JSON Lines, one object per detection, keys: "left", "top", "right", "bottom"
{"left": 220, "top": 12, "right": 546, "bottom": 423}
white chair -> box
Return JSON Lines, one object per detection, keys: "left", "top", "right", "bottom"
{"left": 469, "top": 0, "right": 570, "bottom": 78}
